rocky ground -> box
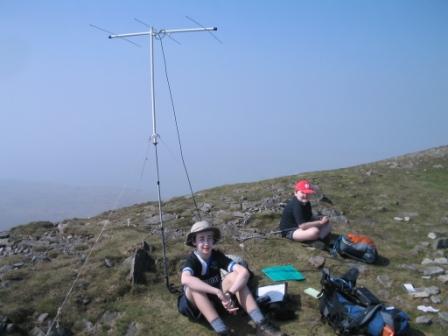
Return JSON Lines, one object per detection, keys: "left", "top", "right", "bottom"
{"left": 0, "top": 146, "right": 447, "bottom": 335}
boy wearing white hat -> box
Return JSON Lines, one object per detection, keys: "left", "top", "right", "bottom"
{"left": 178, "top": 220, "right": 285, "bottom": 336}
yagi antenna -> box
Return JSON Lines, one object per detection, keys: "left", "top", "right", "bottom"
{"left": 134, "top": 18, "right": 181, "bottom": 45}
{"left": 186, "top": 16, "right": 223, "bottom": 44}
{"left": 108, "top": 23, "right": 217, "bottom": 292}
{"left": 89, "top": 24, "right": 141, "bottom": 48}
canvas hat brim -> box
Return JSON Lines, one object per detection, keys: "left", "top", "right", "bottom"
{"left": 186, "top": 221, "right": 221, "bottom": 247}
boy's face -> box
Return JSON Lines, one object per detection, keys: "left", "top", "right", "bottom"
{"left": 295, "top": 190, "right": 309, "bottom": 202}
{"left": 194, "top": 230, "right": 215, "bottom": 257}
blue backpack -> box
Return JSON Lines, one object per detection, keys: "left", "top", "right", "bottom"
{"left": 319, "top": 268, "right": 409, "bottom": 336}
{"left": 332, "top": 233, "right": 378, "bottom": 264}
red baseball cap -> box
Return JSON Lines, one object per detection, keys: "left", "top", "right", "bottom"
{"left": 294, "top": 179, "right": 315, "bottom": 194}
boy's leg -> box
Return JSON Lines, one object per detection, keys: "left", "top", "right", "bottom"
{"left": 185, "top": 287, "right": 229, "bottom": 334}
{"left": 185, "top": 287, "right": 220, "bottom": 323}
{"left": 222, "top": 271, "right": 258, "bottom": 313}
{"left": 222, "top": 272, "right": 284, "bottom": 335}
{"left": 292, "top": 227, "right": 320, "bottom": 241}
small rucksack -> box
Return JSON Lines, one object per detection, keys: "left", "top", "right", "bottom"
{"left": 319, "top": 268, "right": 410, "bottom": 336}
{"left": 332, "top": 233, "right": 378, "bottom": 264}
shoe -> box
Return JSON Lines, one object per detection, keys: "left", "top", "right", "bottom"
{"left": 256, "top": 319, "right": 286, "bottom": 336}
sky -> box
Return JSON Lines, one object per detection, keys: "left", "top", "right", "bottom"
{"left": 1, "top": 0, "right": 447, "bottom": 202}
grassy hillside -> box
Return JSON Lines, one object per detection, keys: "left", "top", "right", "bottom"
{"left": 1, "top": 146, "right": 447, "bottom": 335}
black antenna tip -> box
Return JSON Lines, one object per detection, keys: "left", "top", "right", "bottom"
{"left": 213, "top": 27, "right": 218, "bottom": 31}
{"left": 108, "top": 35, "right": 112, "bottom": 39}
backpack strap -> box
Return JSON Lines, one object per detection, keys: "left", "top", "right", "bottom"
{"left": 380, "top": 310, "right": 395, "bottom": 331}
{"left": 346, "top": 304, "right": 383, "bottom": 332}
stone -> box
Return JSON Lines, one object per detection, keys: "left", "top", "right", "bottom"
{"left": 434, "top": 257, "right": 448, "bottom": 264}
{"left": 411, "top": 291, "right": 431, "bottom": 299}
{"left": 145, "top": 213, "right": 176, "bottom": 225}
{"left": 104, "top": 258, "right": 113, "bottom": 268}
{"left": 37, "top": 313, "right": 49, "bottom": 323}
{"left": 308, "top": 256, "right": 325, "bottom": 269}
{"left": 0, "top": 231, "right": 10, "bottom": 239}
{"left": 415, "top": 315, "right": 432, "bottom": 325}
{"left": 438, "top": 312, "right": 448, "bottom": 323}
{"left": 437, "top": 274, "right": 448, "bottom": 284}
{"left": 431, "top": 295, "right": 442, "bottom": 304}
{"left": 421, "top": 258, "right": 433, "bottom": 265}
{"left": 125, "top": 321, "right": 141, "bottom": 336}
{"left": 130, "top": 241, "right": 156, "bottom": 285}
{"left": 30, "top": 327, "right": 45, "bottom": 336}
{"left": 428, "top": 232, "right": 437, "bottom": 239}
{"left": 199, "top": 203, "right": 213, "bottom": 212}
{"left": 376, "top": 274, "right": 393, "bottom": 288}
{"left": 433, "top": 238, "right": 448, "bottom": 250}
{"left": 422, "top": 266, "right": 445, "bottom": 276}
{"left": 426, "top": 286, "right": 440, "bottom": 295}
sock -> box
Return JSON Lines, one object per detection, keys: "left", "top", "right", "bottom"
{"left": 210, "top": 318, "right": 227, "bottom": 333}
{"left": 248, "top": 308, "right": 264, "bottom": 324}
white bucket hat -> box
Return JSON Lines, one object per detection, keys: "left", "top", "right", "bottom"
{"left": 185, "top": 220, "right": 221, "bottom": 247}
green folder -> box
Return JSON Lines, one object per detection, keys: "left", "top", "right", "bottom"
{"left": 261, "top": 264, "right": 305, "bottom": 281}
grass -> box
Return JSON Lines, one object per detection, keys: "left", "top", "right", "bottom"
{"left": 1, "top": 146, "right": 447, "bottom": 335}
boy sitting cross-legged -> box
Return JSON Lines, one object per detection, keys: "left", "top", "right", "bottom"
{"left": 178, "top": 220, "right": 286, "bottom": 336}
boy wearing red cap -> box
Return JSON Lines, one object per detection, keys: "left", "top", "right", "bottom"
{"left": 279, "top": 179, "right": 332, "bottom": 242}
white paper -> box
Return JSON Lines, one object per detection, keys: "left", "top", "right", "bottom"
{"left": 257, "top": 283, "right": 286, "bottom": 303}
{"left": 403, "top": 283, "right": 415, "bottom": 293}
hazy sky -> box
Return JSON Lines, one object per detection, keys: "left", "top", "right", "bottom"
{"left": 1, "top": 0, "right": 447, "bottom": 200}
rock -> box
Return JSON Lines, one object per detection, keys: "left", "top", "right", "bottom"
{"left": 376, "top": 274, "right": 393, "bottom": 288}
{"left": 100, "top": 311, "right": 121, "bottom": 328}
{"left": 411, "top": 290, "right": 431, "bottom": 299}
{"left": 433, "top": 238, "right": 448, "bottom": 250}
{"left": 426, "top": 286, "right": 440, "bottom": 295}
{"left": 422, "top": 266, "right": 445, "bottom": 276}
{"left": 104, "top": 258, "right": 113, "bottom": 268}
{"left": 145, "top": 213, "right": 176, "bottom": 225}
{"left": 415, "top": 315, "right": 432, "bottom": 325}
{"left": 125, "top": 321, "right": 141, "bottom": 336}
{"left": 438, "top": 312, "right": 448, "bottom": 323}
{"left": 37, "top": 313, "right": 49, "bottom": 323}
{"left": 431, "top": 295, "right": 442, "bottom": 304}
{"left": 308, "top": 256, "right": 325, "bottom": 269}
{"left": 437, "top": 274, "right": 448, "bottom": 284}
{"left": 421, "top": 258, "right": 433, "bottom": 265}
{"left": 199, "top": 203, "right": 213, "bottom": 213}
{"left": 434, "top": 257, "right": 448, "bottom": 264}
{"left": 130, "top": 241, "right": 156, "bottom": 285}
{"left": 0, "top": 231, "right": 10, "bottom": 239}
{"left": 30, "top": 327, "right": 45, "bottom": 336}
{"left": 428, "top": 232, "right": 437, "bottom": 239}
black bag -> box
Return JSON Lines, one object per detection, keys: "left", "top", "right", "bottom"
{"left": 319, "top": 268, "right": 409, "bottom": 336}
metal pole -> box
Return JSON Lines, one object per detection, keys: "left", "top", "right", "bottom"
{"left": 149, "top": 27, "right": 170, "bottom": 290}
{"left": 109, "top": 24, "right": 217, "bottom": 292}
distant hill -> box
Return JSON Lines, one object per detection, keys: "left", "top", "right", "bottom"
{"left": 0, "top": 180, "right": 152, "bottom": 230}
{"left": 0, "top": 145, "right": 447, "bottom": 335}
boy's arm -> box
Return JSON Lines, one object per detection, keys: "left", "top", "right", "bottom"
{"left": 299, "top": 216, "right": 329, "bottom": 230}
{"left": 181, "top": 271, "right": 224, "bottom": 298}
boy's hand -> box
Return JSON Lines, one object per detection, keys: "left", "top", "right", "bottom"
{"left": 222, "top": 292, "right": 239, "bottom": 315}
{"left": 320, "top": 216, "right": 329, "bottom": 225}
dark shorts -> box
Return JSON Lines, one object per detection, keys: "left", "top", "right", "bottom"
{"left": 177, "top": 291, "right": 223, "bottom": 321}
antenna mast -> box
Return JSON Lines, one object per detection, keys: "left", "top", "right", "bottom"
{"left": 109, "top": 24, "right": 217, "bottom": 291}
